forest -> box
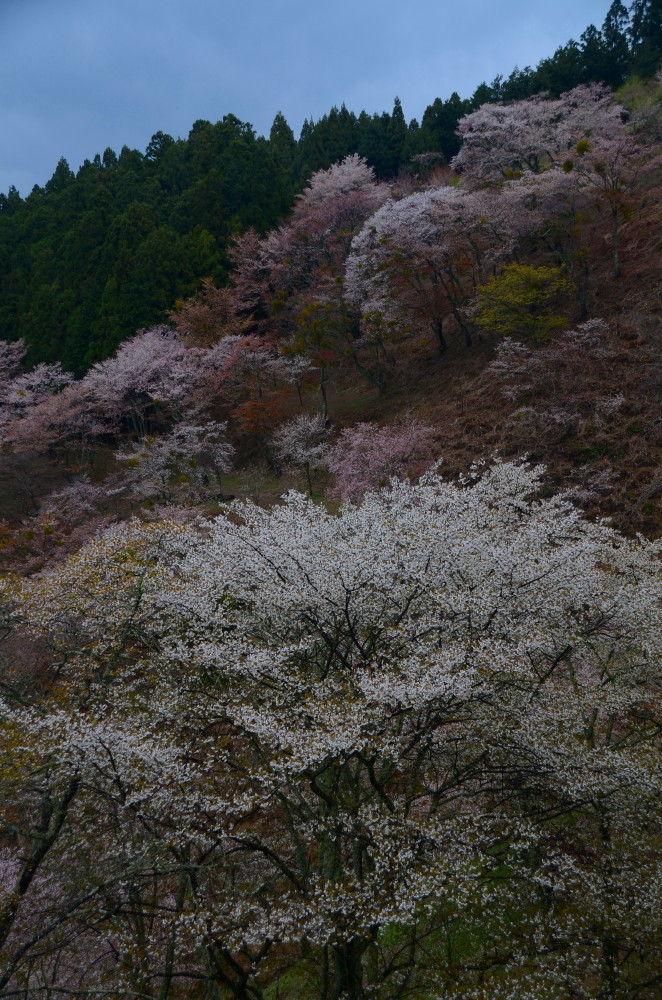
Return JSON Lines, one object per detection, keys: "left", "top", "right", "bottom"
{"left": 1, "top": 2, "right": 662, "bottom": 999}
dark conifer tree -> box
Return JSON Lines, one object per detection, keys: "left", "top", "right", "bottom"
{"left": 500, "top": 65, "right": 536, "bottom": 100}
{"left": 602, "top": 1, "right": 632, "bottom": 85}
{"left": 419, "top": 92, "right": 470, "bottom": 161}
{"left": 534, "top": 41, "right": 584, "bottom": 95}
{"left": 387, "top": 96, "right": 409, "bottom": 173}
{"left": 629, "top": 0, "right": 662, "bottom": 76}
{"left": 45, "top": 157, "right": 75, "bottom": 194}
{"left": 269, "top": 112, "right": 296, "bottom": 175}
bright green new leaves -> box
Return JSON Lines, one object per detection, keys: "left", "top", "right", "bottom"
{"left": 473, "top": 263, "right": 571, "bottom": 344}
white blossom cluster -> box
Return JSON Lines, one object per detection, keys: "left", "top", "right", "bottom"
{"left": 2, "top": 461, "right": 661, "bottom": 997}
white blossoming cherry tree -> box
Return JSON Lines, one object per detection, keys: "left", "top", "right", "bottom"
{"left": 1, "top": 462, "right": 660, "bottom": 999}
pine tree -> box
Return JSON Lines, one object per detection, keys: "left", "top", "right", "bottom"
{"left": 268, "top": 111, "right": 296, "bottom": 175}
{"left": 602, "top": 1, "right": 631, "bottom": 85}
{"left": 629, "top": 0, "right": 662, "bottom": 77}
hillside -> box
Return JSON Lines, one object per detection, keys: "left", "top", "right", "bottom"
{"left": 1, "top": 77, "right": 661, "bottom": 554}
{"left": 0, "top": 0, "right": 660, "bottom": 373}
{"left": 1, "top": 15, "right": 662, "bottom": 1000}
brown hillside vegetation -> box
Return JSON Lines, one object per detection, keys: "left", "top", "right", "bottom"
{"left": 346, "top": 194, "right": 662, "bottom": 538}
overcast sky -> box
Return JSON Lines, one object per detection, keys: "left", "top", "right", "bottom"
{"left": 2, "top": 0, "right": 611, "bottom": 196}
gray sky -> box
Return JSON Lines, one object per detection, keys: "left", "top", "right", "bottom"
{"left": 2, "top": 0, "right": 611, "bottom": 196}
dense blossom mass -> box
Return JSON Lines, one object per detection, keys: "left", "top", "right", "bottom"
{"left": 1, "top": 463, "right": 661, "bottom": 998}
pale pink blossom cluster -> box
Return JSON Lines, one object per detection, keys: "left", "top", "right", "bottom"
{"left": 452, "top": 84, "right": 625, "bottom": 182}
{"left": 328, "top": 419, "right": 436, "bottom": 501}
